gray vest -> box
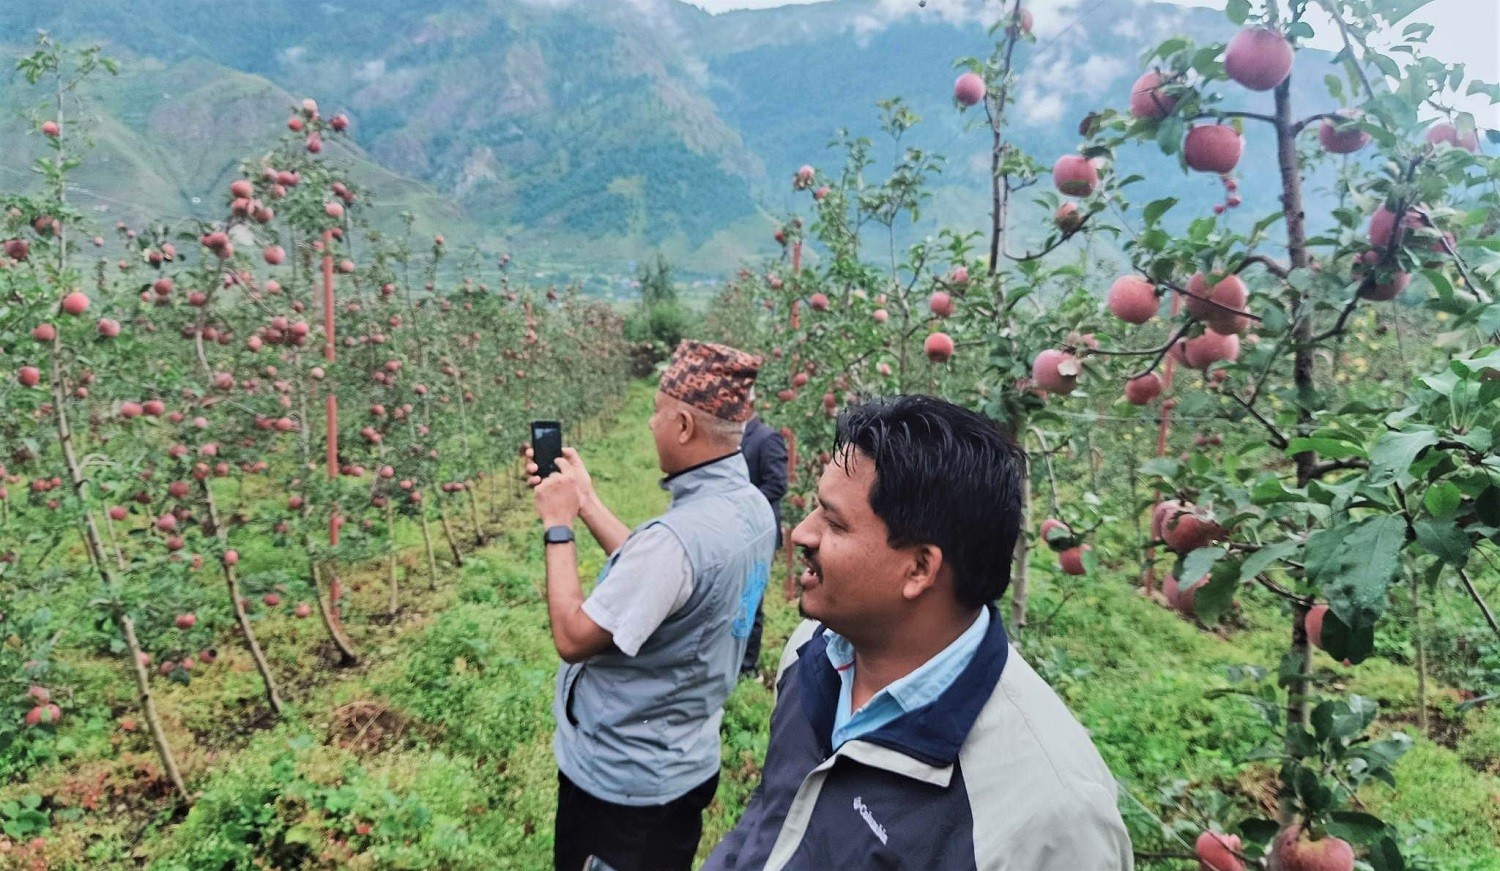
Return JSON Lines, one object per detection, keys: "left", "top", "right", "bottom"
{"left": 553, "top": 452, "right": 777, "bottom": 805}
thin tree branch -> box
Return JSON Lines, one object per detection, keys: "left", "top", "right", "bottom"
{"left": 1126, "top": 319, "right": 1197, "bottom": 380}
{"left": 1309, "top": 457, "right": 1369, "bottom": 478}
{"left": 1166, "top": 280, "right": 1264, "bottom": 322}
{"left": 1457, "top": 567, "right": 1500, "bottom": 641}
{"left": 1190, "top": 110, "right": 1278, "bottom": 125}
{"left": 1234, "top": 253, "right": 1290, "bottom": 279}
{"left": 1228, "top": 390, "right": 1289, "bottom": 449}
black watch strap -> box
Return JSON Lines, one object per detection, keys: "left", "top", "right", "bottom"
{"left": 543, "top": 525, "right": 575, "bottom": 545}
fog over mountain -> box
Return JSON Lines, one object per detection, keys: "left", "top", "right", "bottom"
{"left": 2, "top": 0, "right": 1354, "bottom": 283}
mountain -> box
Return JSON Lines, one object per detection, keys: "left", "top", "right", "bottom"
{"left": 0, "top": 0, "right": 1343, "bottom": 286}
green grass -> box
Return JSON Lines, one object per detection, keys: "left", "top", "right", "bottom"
{"left": 5, "top": 379, "right": 1497, "bottom": 870}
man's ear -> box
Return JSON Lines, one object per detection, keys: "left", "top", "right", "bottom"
{"left": 675, "top": 407, "right": 696, "bottom": 445}
{"left": 900, "top": 543, "right": 945, "bottom": 601}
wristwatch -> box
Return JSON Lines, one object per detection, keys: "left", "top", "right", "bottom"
{"left": 543, "top": 525, "right": 575, "bottom": 546}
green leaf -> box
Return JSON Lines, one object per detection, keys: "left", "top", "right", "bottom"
{"left": 1413, "top": 518, "right": 1471, "bottom": 567}
{"left": 1422, "top": 480, "right": 1462, "bottom": 517}
{"left": 1240, "top": 541, "right": 1298, "bottom": 581}
{"left": 1285, "top": 436, "right": 1368, "bottom": 461}
{"left": 1367, "top": 429, "right": 1439, "bottom": 487}
{"left": 1367, "top": 834, "right": 1407, "bottom": 871}
{"left": 1326, "top": 811, "right": 1390, "bottom": 843}
{"left": 1181, "top": 546, "right": 1226, "bottom": 583}
{"left": 1225, "top": 0, "right": 1251, "bottom": 25}
{"left": 1306, "top": 516, "right": 1406, "bottom": 628}
{"left": 1332, "top": 694, "right": 1378, "bottom": 739}
{"left": 1143, "top": 197, "right": 1178, "bottom": 225}
{"left": 1191, "top": 559, "right": 1240, "bottom": 624}
{"left": 1237, "top": 817, "right": 1280, "bottom": 844}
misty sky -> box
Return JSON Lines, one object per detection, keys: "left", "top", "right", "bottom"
{"left": 683, "top": 0, "right": 1498, "bottom": 124}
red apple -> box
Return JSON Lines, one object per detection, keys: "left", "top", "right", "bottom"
{"left": 954, "top": 72, "right": 986, "bottom": 106}
{"left": 1162, "top": 507, "right": 1224, "bottom": 554}
{"left": 1195, "top": 831, "right": 1244, "bottom": 871}
{"left": 1305, "top": 604, "right": 1329, "bottom": 650}
{"left": 1318, "top": 110, "right": 1369, "bottom": 154}
{"left": 1270, "top": 826, "right": 1354, "bottom": 871}
{"left": 1006, "top": 6, "right": 1033, "bottom": 36}
{"left": 1425, "top": 122, "right": 1479, "bottom": 153}
{"left": 1184, "top": 126, "right": 1243, "bottom": 174}
{"left": 924, "top": 332, "right": 955, "bottom": 363}
{"left": 1128, "top": 71, "right": 1178, "bottom": 120}
{"left": 1038, "top": 518, "right": 1072, "bottom": 551}
{"left": 929, "top": 291, "right": 955, "bottom": 318}
{"left": 809, "top": 293, "right": 829, "bottom": 311}
{"left": 61, "top": 292, "right": 89, "bottom": 315}
{"left": 1053, "top": 155, "right": 1099, "bottom": 197}
{"left": 31, "top": 323, "right": 56, "bottom": 342}
{"left": 97, "top": 318, "right": 121, "bottom": 338}
{"left": 17, "top": 366, "right": 41, "bottom": 388}
{"left": 41, "top": 120, "right": 60, "bottom": 137}
{"left": 1224, "top": 27, "right": 1294, "bottom": 91}
{"left": 1184, "top": 272, "right": 1249, "bottom": 334}
{"left": 1183, "top": 329, "right": 1240, "bottom": 369}
{"left": 175, "top": 613, "right": 197, "bottom": 629}
{"left": 1125, "top": 373, "right": 1164, "bottom": 405}
{"left": 1032, "top": 349, "right": 1080, "bottom": 394}
{"left": 1107, "top": 276, "right": 1158, "bottom": 324}
{"left": 1058, "top": 544, "right": 1090, "bottom": 576}
{"left": 24, "top": 704, "right": 61, "bottom": 727}
{"left": 1054, "top": 202, "right": 1084, "bottom": 233}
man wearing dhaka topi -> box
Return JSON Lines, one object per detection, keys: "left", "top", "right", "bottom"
{"left": 529, "top": 340, "right": 779, "bottom": 871}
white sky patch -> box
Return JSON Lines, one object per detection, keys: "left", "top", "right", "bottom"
{"left": 1018, "top": 91, "right": 1066, "bottom": 124}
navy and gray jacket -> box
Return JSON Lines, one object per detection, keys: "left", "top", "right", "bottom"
{"left": 741, "top": 416, "right": 788, "bottom": 545}
{"left": 704, "top": 607, "right": 1134, "bottom": 870}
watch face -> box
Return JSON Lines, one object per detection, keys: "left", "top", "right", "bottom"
{"left": 545, "top": 526, "right": 574, "bottom": 544}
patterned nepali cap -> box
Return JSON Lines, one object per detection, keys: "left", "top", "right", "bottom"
{"left": 659, "top": 340, "right": 762, "bottom": 422}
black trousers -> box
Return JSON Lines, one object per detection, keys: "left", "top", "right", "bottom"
{"left": 554, "top": 769, "right": 720, "bottom": 871}
{"left": 740, "top": 601, "right": 765, "bottom": 676}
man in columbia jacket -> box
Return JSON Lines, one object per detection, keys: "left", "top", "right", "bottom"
{"left": 532, "top": 341, "right": 778, "bottom": 871}
{"left": 704, "top": 395, "right": 1134, "bottom": 870}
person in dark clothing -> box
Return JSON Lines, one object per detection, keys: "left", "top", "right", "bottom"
{"left": 739, "top": 413, "right": 788, "bottom": 677}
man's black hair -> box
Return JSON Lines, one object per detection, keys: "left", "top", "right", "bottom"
{"left": 832, "top": 395, "right": 1025, "bottom": 608}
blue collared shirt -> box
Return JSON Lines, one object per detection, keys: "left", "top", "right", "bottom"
{"left": 825, "top": 607, "right": 991, "bottom": 750}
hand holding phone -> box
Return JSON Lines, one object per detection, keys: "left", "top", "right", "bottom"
{"left": 530, "top": 420, "right": 564, "bottom": 478}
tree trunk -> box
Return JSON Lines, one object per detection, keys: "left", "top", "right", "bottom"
{"left": 467, "top": 485, "right": 487, "bottom": 545}
{"left": 1413, "top": 570, "right": 1429, "bottom": 735}
{"left": 420, "top": 511, "right": 441, "bottom": 589}
{"left": 198, "top": 481, "right": 283, "bottom": 715}
{"left": 49, "top": 348, "right": 188, "bottom": 802}
{"left": 386, "top": 500, "right": 400, "bottom": 617}
{"left": 120, "top": 612, "right": 190, "bottom": 801}
{"left": 1275, "top": 65, "right": 1316, "bottom": 826}
{"left": 1010, "top": 458, "right": 1031, "bottom": 633}
{"left": 438, "top": 503, "right": 464, "bottom": 567}
{"left": 310, "top": 559, "right": 360, "bottom": 665}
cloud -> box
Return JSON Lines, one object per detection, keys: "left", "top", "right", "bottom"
{"left": 1018, "top": 92, "right": 1065, "bottom": 124}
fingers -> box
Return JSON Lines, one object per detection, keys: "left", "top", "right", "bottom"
{"left": 526, "top": 474, "right": 542, "bottom": 488}
{"left": 553, "top": 455, "right": 574, "bottom": 475}
{"left": 561, "top": 447, "right": 581, "bottom": 461}
{"left": 525, "top": 461, "right": 539, "bottom": 475}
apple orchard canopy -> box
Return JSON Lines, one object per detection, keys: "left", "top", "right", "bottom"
{"left": 659, "top": 340, "right": 762, "bottom": 422}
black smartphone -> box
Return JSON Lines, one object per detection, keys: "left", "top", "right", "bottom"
{"left": 530, "top": 420, "right": 563, "bottom": 478}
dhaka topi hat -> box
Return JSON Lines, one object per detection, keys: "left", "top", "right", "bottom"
{"left": 659, "top": 340, "right": 762, "bottom": 422}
